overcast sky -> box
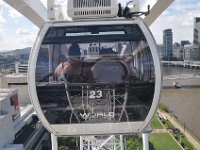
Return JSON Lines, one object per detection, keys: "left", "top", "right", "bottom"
{"left": 0, "top": 0, "right": 200, "bottom": 51}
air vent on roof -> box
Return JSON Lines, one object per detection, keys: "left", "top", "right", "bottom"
{"left": 67, "top": 0, "right": 118, "bottom": 19}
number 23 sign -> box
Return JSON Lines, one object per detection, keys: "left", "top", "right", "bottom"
{"left": 89, "top": 90, "right": 103, "bottom": 99}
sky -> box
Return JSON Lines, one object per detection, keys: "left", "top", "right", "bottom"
{"left": 0, "top": 0, "right": 200, "bottom": 51}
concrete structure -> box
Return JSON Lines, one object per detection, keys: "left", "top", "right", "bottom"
{"left": 15, "top": 62, "right": 28, "bottom": 74}
{"left": 163, "top": 29, "right": 173, "bottom": 60}
{"left": 162, "top": 60, "right": 200, "bottom": 68}
{"left": 184, "top": 44, "right": 200, "bottom": 61}
{"left": 0, "top": 75, "right": 49, "bottom": 150}
{"left": 0, "top": 96, "right": 15, "bottom": 148}
{"left": 173, "top": 47, "right": 184, "bottom": 61}
{"left": 172, "top": 41, "right": 199, "bottom": 61}
{"left": 0, "top": 74, "right": 30, "bottom": 105}
{"left": 193, "top": 17, "right": 200, "bottom": 46}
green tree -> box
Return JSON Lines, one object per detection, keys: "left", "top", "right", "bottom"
{"left": 58, "top": 137, "right": 79, "bottom": 150}
{"left": 58, "top": 145, "right": 70, "bottom": 150}
{"left": 125, "top": 134, "right": 142, "bottom": 150}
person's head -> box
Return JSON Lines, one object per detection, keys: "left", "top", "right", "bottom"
{"left": 68, "top": 43, "right": 81, "bottom": 61}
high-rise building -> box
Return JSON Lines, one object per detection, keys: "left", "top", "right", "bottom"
{"left": 193, "top": 17, "right": 200, "bottom": 45}
{"left": 163, "top": 29, "right": 173, "bottom": 60}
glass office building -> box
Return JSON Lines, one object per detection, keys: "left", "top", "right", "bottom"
{"left": 163, "top": 29, "right": 173, "bottom": 60}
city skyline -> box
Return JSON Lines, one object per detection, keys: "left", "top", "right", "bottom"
{"left": 0, "top": 0, "right": 200, "bottom": 51}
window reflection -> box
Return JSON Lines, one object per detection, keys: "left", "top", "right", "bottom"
{"left": 35, "top": 24, "right": 155, "bottom": 124}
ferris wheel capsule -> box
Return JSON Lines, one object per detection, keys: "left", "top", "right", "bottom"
{"left": 28, "top": 1, "right": 161, "bottom": 136}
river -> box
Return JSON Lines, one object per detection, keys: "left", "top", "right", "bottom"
{"left": 161, "top": 65, "right": 200, "bottom": 141}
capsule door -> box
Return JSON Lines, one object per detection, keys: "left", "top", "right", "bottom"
{"left": 28, "top": 18, "right": 161, "bottom": 136}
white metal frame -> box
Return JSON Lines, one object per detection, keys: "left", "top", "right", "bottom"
{"left": 51, "top": 133, "right": 148, "bottom": 150}
{"left": 3, "top": 0, "right": 175, "bottom": 28}
{"left": 80, "top": 135, "right": 124, "bottom": 150}
{"left": 28, "top": 17, "right": 161, "bottom": 136}
{"left": 141, "top": 0, "right": 174, "bottom": 26}
{"left": 142, "top": 133, "right": 149, "bottom": 150}
{"left": 2, "top": 0, "right": 173, "bottom": 150}
{"left": 3, "top": 0, "right": 47, "bottom": 28}
{"left": 67, "top": 0, "right": 118, "bottom": 19}
{"left": 51, "top": 134, "right": 58, "bottom": 150}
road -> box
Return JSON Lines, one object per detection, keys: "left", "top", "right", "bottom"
{"left": 158, "top": 110, "right": 200, "bottom": 150}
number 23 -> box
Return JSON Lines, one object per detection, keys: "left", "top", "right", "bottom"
{"left": 89, "top": 90, "right": 102, "bottom": 99}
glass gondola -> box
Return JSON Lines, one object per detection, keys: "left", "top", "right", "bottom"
{"left": 28, "top": 17, "right": 161, "bottom": 136}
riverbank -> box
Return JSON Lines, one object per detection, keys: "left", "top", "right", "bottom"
{"left": 157, "top": 109, "right": 200, "bottom": 150}
{"left": 161, "top": 75, "right": 200, "bottom": 141}
{"left": 149, "top": 115, "right": 182, "bottom": 150}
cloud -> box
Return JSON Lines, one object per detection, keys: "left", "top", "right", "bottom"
{"left": 0, "top": 1, "right": 38, "bottom": 51}
{"left": 17, "top": 34, "right": 37, "bottom": 45}
{"left": 0, "top": 14, "right": 6, "bottom": 24}
{"left": 8, "top": 8, "right": 22, "bottom": 18}
{"left": 0, "top": 1, "right": 4, "bottom": 7}
{"left": 0, "top": 2, "right": 6, "bottom": 23}
{"left": 172, "top": 2, "right": 200, "bottom": 11}
{"left": 0, "top": 2, "right": 6, "bottom": 42}
{"left": 0, "top": 32, "right": 37, "bottom": 51}
{"left": 0, "top": 25, "right": 5, "bottom": 35}
{"left": 150, "top": 1, "right": 200, "bottom": 44}
{"left": 0, "top": 25, "right": 5, "bottom": 42}
{"left": 16, "top": 28, "right": 34, "bottom": 35}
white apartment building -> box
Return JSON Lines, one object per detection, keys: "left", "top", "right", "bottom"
{"left": 184, "top": 44, "right": 200, "bottom": 61}
{"left": 173, "top": 47, "right": 184, "bottom": 60}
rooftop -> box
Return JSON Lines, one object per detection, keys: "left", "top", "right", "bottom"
{"left": 0, "top": 89, "right": 17, "bottom": 100}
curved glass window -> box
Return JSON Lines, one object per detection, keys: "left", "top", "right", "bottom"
{"left": 36, "top": 24, "right": 155, "bottom": 124}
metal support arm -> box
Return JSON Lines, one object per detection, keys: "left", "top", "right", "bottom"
{"left": 3, "top": 0, "right": 47, "bottom": 28}
{"left": 142, "top": 0, "right": 174, "bottom": 27}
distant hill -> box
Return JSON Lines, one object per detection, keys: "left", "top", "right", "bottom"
{"left": 0, "top": 47, "right": 32, "bottom": 64}
{"left": 15, "top": 47, "right": 31, "bottom": 55}
{"left": 0, "top": 47, "right": 31, "bottom": 55}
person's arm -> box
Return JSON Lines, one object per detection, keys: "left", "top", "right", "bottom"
{"left": 54, "top": 63, "right": 63, "bottom": 81}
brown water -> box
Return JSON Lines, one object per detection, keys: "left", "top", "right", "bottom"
{"left": 161, "top": 66, "right": 200, "bottom": 141}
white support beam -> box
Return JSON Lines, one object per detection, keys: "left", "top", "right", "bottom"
{"left": 3, "top": 0, "right": 47, "bottom": 28}
{"left": 47, "top": 0, "right": 65, "bottom": 21}
{"left": 51, "top": 133, "right": 58, "bottom": 150}
{"left": 47, "top": 0, "right": 56, "bottom": 20}
{"left": 142, "top": 133, "right": 149, "bottom": 150}
{"left": 142, "top": 0, "right": 174, "bottom": 27}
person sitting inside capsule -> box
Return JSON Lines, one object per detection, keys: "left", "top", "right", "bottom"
{"left": 54, "top": 43, "right": 93, "bottom": 83}
{"left": 92, "top": 47, "right": 128, "bottom": 83}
